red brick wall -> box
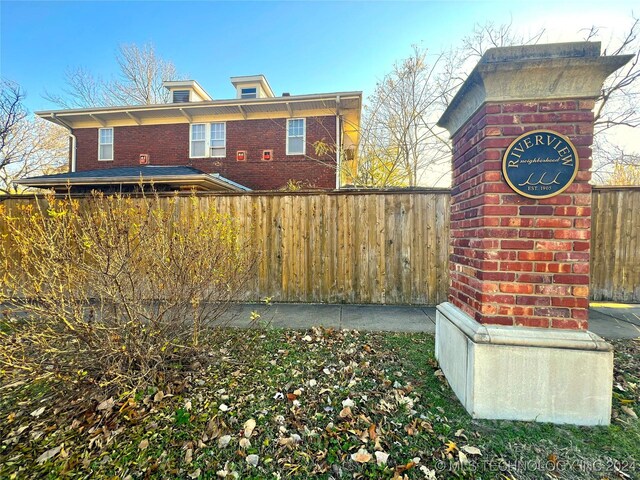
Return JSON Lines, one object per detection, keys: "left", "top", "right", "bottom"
{"left": 449, "top": 100, "right": 594, "bottom": 330}
{"left": 73, "top": 116, "right": 337, "bottom": 190}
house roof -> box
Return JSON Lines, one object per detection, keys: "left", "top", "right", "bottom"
{"left": 35, "top": 91, "right": 362, "bottom": 130}
{"left": 17, "top": 166, "right": 251, "bottom": 192}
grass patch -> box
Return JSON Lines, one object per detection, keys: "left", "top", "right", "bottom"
{"left": 1, "top": 329, "right": 638, "bottom": 479}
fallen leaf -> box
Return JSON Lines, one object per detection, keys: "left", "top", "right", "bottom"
{"left": 244, "top": 418, "right": 256, "bottom": 438}
{"left": 36, "top": 445, "right": 62, "bottom": 464}
{"left": 444, "top": 441, "right": 457, "bottom": 454}
{"left": 278, "top": 433, "right": 301, "bottom": 447}
{"left": 184, "top": 448, "right": 193, "bottom": 464}
{"left": 139, "top": 439, "right": 149, "bottom": 450}
{"left": 154, "top": 390, "right": 164, "bottom": 402}
{"left": 97, "top": 398, "right": 114, "bottom": 411}
{"left": 458, "top": 451, "right": 468, "bottom": 465}
{"left": 339, "top": 406, "right": 352, "bottom": 418}
{"left": 188, "top": 468, "right": 201, "bottom": 479}
{"left": 30, "top": 406, "right": 45, "bottom": 418}
{"left": 375, "top": 451, "right": 389, "bottom": 465}
{"left": 395, "top": 461, "right": 416, "bottom": 474}
{"left": 342, "top": 398, "right": 355, "bottom": 408}
{"left": 368, "top": 423, "right": 377, "bottom": 441}
{"left": 246, "top": 454, "right": 259, "bottom": 466}
{"left": 218, "top": 404, "right": 229, "bottom": 412}
{"left": 621, "top": 406, "right": 638, "bottom": 419}
{"left": 419, "top": 466, "right": 437, "bottom": 479}
{"left": 461, "top": 445, "right": 482, "bottom": 456}
{"left": 218, "top": 435, "right": 231, "bottom": 448}
{"left": 351, "top": 448, "right": 372, "bottom": 463}
{"left": 454, "top": 428, "right": 467, "bottom": 440}
{"left": 239, "top": 438, "right": 251, "bottom": 448}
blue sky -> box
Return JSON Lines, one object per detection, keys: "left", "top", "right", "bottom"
{"left": 1, "top": 1, "right": 637, "bottom": 113}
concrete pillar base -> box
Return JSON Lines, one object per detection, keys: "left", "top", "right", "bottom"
{"left": 435, "top": 302, "right": 613, "bottom": 425}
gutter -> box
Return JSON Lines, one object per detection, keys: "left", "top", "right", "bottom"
{"left": 52, "top": 113, "right": 77, "bottom": 172}
{"left": 335, "top": 96, "right": 341, "bottom": 189}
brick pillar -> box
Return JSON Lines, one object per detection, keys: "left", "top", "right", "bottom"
{"left": 448, "top": 99, "right": 595, "bottom": 330}
{"left": 434, "top": 42, "right": 632, "bottom": 426}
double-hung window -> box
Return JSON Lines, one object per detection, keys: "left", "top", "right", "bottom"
{"left": 190, "top": 124, "right": 207, "bottom": 158}
{"left": 210, "top": 122, "right": 226, "bottom": 157}
{"left": 286, "top": 118, "right": 305, "bottom": 155}
{"left": 190, "top": 123, "right": 226, "bottom": 158}
{"left": 98, "top": 128, "right": 113, "bottom": 161}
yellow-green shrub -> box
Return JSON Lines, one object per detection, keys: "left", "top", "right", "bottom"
{"left": 0, "top": 192, "right": 256, "bottom": 389}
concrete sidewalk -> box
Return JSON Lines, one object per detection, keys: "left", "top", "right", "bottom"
{"left": 222, "top": 302, "right": 640, "bottom": 340}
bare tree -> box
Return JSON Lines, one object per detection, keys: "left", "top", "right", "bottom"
{"left": 44, "top": 43, "right": 182, "bottom": 108}
{"left": 357, "top": 46, "right": 451, "bottom": 187}
{"left": 583, "top": 18, "right": 640, "bottom": 135}
{"left": 451, "top": 20, "right": 640, "bottom": 185}
{"left": 592, "top": 134, "right": 640, "bottom": 184}
{"left": 1, "top": 80, "right": 68, "bottom": 194}
{"left": 42, "top": 67, "right": 107, "bottom": 109}
{"left": 358, "top": 19, "right": 639, "bottom": 187}
{"left": 1, "top": 80, "right": 26, "bottom": 157}
{"left": 356, "top": 25, "right": 545, "bottom": 188}
{"left": 107, "top": 43, "right": 179, "bottom": 105}
{"left": 437, "top": 21, "right": 546, "bottom": 109}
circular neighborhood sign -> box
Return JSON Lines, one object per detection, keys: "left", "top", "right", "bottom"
{"left": 502, "top": 129, "right": 579, "bottom": 199}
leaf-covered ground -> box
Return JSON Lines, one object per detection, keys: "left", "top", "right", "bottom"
{"left": 1, "top": 328, "right": 638, "bottom": 479}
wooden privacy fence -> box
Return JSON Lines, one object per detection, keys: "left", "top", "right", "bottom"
{"left": 591, "top": 186, "right": 640, "bottom": 303}
{"left": 201, "top": 190, "right": 451, "bottom": 304}
{"left": 1, "top": 186, "right": 638, "bottom": 304}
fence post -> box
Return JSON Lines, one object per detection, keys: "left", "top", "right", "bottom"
{"left": 434, "top": 42, "right": 633, "bottom": 425}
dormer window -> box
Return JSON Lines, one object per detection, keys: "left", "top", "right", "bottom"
{"left": 240, "top": 88, "right": 257, "bottom": 99}
{"left": 172, "top": 90, "right": 190, "bottom": 103}
{"left": 231, "top": 75, "right": 275, "bottom": 99}
{"left": 163, "top": 81, "right": 212, "bottom": 102}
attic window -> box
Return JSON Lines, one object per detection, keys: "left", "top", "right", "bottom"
{"left": 240, "top": 88, "right": 257, "bottom": 99}
{"left": 173, "top": 90, "right": 190, "bottom": 103}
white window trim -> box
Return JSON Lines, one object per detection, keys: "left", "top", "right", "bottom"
{"left": 286, "top": 118, "right": 306, "bottom": 156}
{"left": 98, "top": 127, "right": 113, "bottom": 161}
{"left": 190, "top": 122, "right": 227, "bottom": 159}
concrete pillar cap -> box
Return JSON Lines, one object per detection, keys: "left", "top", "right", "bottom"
{"left": 437, "top": 41, "right": 633, "bottom": 136}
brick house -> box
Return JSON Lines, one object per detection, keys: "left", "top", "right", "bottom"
{"left": 20, "top": 76, "right": 361, "bottom": 192}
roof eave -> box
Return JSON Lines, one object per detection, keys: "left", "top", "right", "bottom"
{"left": 34, "top": 91, "right": 363, "bottom": 118}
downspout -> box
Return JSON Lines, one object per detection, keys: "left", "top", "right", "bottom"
{"left": 335, "top": 95, "right": 341, "bottom": 189}
{"left": 52, "top": 113, "right": 77, "bottom": 172}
